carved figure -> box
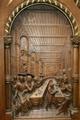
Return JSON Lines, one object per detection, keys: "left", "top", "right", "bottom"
{"left": 24, "top": 74, "right": 34, "bottom": 92}
{"left": 45, "top": 80, "right": 58, "bottom": 110}
{"left": 57, "top": 95, "right": 71, "bottom": 115}
{"left": 12, "top": 74, "right": 35, "bottom": 116}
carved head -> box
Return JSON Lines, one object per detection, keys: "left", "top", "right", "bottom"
{"left": 19, "top": 76, "right": 25, "bottom": 83}
{"left": 27, "top": 75, "right": 32, "bottom": 82}
{"left": 62, "top": 69, "right": 66, "bottom": 74}
{"left": 34, "top": 77, "right": 38, "bottom": 81}
{"left": 12, "top": 75, "right": 17, "bottom": 84}
{"left": 59, "top": 75, "right": 63, "bottom": 80}
{"left": 49, "top": 80, "right": 54, "bottom": 87}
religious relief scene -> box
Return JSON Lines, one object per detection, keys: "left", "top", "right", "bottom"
{"left": 0, "top": 1, "right": 80, "bottom": 120}
{"left": 8, "top": 4, "right": 73, "bottom": 119}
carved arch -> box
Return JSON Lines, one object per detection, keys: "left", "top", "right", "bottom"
{"left": 5, "top": 0, "right": 79, "bottom": 36}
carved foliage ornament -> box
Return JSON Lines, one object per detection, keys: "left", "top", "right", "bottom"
{"left": 4, "top": 35, "right": 12, "bottom": 48}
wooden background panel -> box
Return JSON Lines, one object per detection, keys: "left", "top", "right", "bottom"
{"left": 11, "top": 5, "right": 72, "bottom": 77}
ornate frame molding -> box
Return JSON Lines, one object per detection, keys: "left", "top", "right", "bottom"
{"left": 5, "top": 0, "right": 79, "bottom": 36}
{"left": 4, "top": 0, "right": 80, "bottom": 117}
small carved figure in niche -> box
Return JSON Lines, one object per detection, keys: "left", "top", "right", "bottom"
{"left": 20, "top": 50, "right": 28, "bottom": 72}
{"left": 45, "top": 80, "right": 58, "bottom": 110}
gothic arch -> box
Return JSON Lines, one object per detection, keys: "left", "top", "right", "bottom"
{"left": 5, "top": 0, "right": 79, "bottom": 36}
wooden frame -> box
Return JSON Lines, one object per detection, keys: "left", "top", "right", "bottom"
{"left": 4, "top": 1, "right": 80, "bottom": 120}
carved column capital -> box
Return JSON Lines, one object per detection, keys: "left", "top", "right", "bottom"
{"left": 4, "top": 35, "right": 12, "bottom": 48}
{"left": 71, "top": 36, "right": 80, "bottom": 47}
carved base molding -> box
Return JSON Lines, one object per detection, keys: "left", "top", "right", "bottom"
{"left": 5, "top": 112, "right": 12, "bottom": 120}
{"left": 71, "top": 110, "right": 80, "bottom": 120}
{"left": 14, "top": 117, "right": 71, "bottom": 120}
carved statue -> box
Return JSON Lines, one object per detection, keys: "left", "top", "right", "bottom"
{"left": 20, "top": 50, "right": 28, "bottom": 73}
{"left": 54, "top": 69, "right": 72, "bottom": 115}
{"left": 24, "top": 74, "right": 34, "bottom": 92}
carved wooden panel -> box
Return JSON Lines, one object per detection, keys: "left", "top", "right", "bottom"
{"left": 9, "top": 4, "right": 73, "bottom": 119}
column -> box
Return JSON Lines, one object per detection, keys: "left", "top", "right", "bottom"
{"left": 38, "top": 59, "right": 44, "bottom": 77}
{"left": 41, "top": 61, "right": 44, "bottom": 77}
{"left": 30, "top": 52, "right": 35, "bottom": 75}
{"left": 34, "top": 54, "right": 40, "bottom": 77}
{"left": 71, "top": 36, "right": 79, "bottom": 114}
{"left": 35, "top": 61, "right": 39, "bottom": 78}
{"left": 27, "top": 54, "right": 32, "bottom": 73}
{"left": 35, "top": 55, "right": 40, "bottom": 78}
{"left": 79, "top": 36, "right": 80, "bottom": 108}
{"left": 0, "top": 36, "right": 5, "bottom": 120}
{"left": 4, "top": 35, "right": 12, "bottom": 112}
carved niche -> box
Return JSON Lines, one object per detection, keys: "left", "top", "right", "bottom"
{"left": 8, "top": 4, "right": 73, "bottom": 118}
